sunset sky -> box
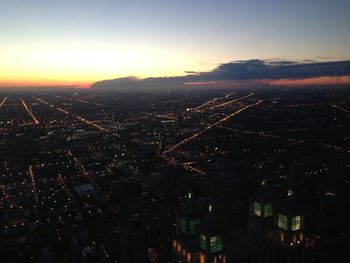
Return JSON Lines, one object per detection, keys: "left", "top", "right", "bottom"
{"left": 1, "top": 0, "right": 350, "bottom": 87}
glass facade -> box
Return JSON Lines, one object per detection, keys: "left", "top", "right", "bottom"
{"left": 189, "top": 219, "right": 200, "bottom": 235}
{"left": 180, "top": 218, "right": 186, "bottom": 233}
{"left": 291, "top": 216, "right": 301, "bottom": 231}
{"left": 278, "top": 214, "right": 288, "bottom": 230}
{"left": 200, "top": 234, "right": 207, "bottom": 251}
{"left": 210, "top": 236, "right": 223, "bottom": 253}
{"left": 264, "top": 203, "right": 273, "bottom": 217}
{"left": 253, "top": 201, "right": 262, "bottom": 217}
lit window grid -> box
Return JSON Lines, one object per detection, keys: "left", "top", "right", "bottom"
{"left": 210, "top": 236, "right": 223, "bottom": 253}
{"left": 291, "top": 216, "right": 301, "bottom": 231}
{"left": 264, "top": 203, "right": 273, "bottom": 217}
{"left": 189, "top": 219, "right": 200, "bottom": 235}
{"left": 200, "top": 234, "right": 207, "bottom": 251}
{"left": 253, "top": 201, "right": 261, "bottom": 217}
{"left": 278, "top": 214, "right": 288, "bottom": 230}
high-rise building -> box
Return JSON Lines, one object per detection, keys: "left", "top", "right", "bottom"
{"left": 172, "top": 194, "right": 226, "bottom": 263}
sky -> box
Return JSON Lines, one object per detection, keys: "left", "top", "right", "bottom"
{"left": 0, "top": 0, "right": 349, "bottom": 87}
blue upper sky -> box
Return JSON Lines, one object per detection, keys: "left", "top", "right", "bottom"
{"left": 1, "top": 0, "right": 349, "bottom": 86}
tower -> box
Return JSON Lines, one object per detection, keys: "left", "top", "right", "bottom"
{"left": 247, "top": 180, "right": 276, "bottom": 238}
{"left": 197, "top": 205, "right": 226, "bottom": 263}
{"left": 172, "top": 193, "right": 206, "bottom": 263}
{"left": 275, "top": 191, "right": 304, "bottom": 245}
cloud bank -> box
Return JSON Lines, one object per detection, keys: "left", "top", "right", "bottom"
{"left": 91, "top": 59, "right": 350, "bottom": 90}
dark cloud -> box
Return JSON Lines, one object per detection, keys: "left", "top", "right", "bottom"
{"left": 184, "top": 71, "right": 201, "bottom": 75}
{"left": 199, "top": 59, "right": 350, "bottom": 80}
{"left": 91, "top": 59, "right": 350, "bottom": 90}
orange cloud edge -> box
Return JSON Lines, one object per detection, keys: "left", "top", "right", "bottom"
{"left": 184, "top": 76, "right": 350, "bottom": 88}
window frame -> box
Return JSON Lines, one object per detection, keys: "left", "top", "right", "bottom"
{"left": 200, "top": 234, "right": 207, "bottom": 251}
{"left": 253, "top": 201, "right": 262, "bottom": 217}
{"left": 189, "top": 219, "right": 200, "bottom": 235}
{"left": 180, "top": 218, "right": 186, "bottom": 233}
{"left": 278, "top": 213, "right": 288, "bottom": 230}
{"left": 291, "top": 216, "right": 301, "bottom": 231}
{"left": 264, "top": 203, "right": 273, "bottom": 217}
{"left": 209, "top": 235, "right": 223, "bottom": 253}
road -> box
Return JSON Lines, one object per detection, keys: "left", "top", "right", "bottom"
{"left": 29, "top": 165, "right": 39, "bottom": 214}
{"left": 53, "top": 95, "right": 102, "bottom": 106}
{"left": 208, "top": 92, "right": 254, "bottom": 110}
{"left": 34, "top": 97, "right": 109, "bottom": 132}
{"left": 164, "top": 100, "right": 263, "bottom": 154}
{"left": 190, "top": 92, "right": 254, "bottom": 113}
{"left": 20, "top": 98, "right": 40, "bottom": 124}
{"left": 330, "top": 103, "right": 350, "bottom": 113}
{"left": 0, "top": 97, "right": 7, "bottom": 108}
{"left": 155, "top": 114, "right": 177, "bottom": 121}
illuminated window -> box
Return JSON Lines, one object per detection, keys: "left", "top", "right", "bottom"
{"left": 180, "top": 218, "right": 186, "bottom": 233}
{"left": 278, "top": 214, "right": 288, "bottom": 230}
{"left": 264, "top": 203, "right": 273, "bottom": 217}
{"left": 210, "top": 236, "right": 223, "bottom": 253}
{"left": 291, "top": 216, "right": 301, "bottom": 231}
{"left": 253, "top": 202, "right": 261, "bottom": 217}
{"left": 189, "top": 219, "right": 200, "bottom": 234}
{"left": 200, "top": 234, "right": 207, "bottom": 251}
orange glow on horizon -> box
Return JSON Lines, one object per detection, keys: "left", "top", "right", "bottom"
{"left": 0, "top": 79, "right": 91, "bottom": 88}
{"left": 266, "top": 75, "right": 350, "bottom": 87}
{"left": 2, "top": 74, "right": 350, "bottom": 89}
{"left": 185, "top": 75, "right": 350, "bottom": 88}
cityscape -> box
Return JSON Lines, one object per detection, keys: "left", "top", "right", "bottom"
{"left": 1, "top": 86, "right": 349, "bottom": 262}
{"left": 1, "top": 0, "right": 350, "bottom": 262}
